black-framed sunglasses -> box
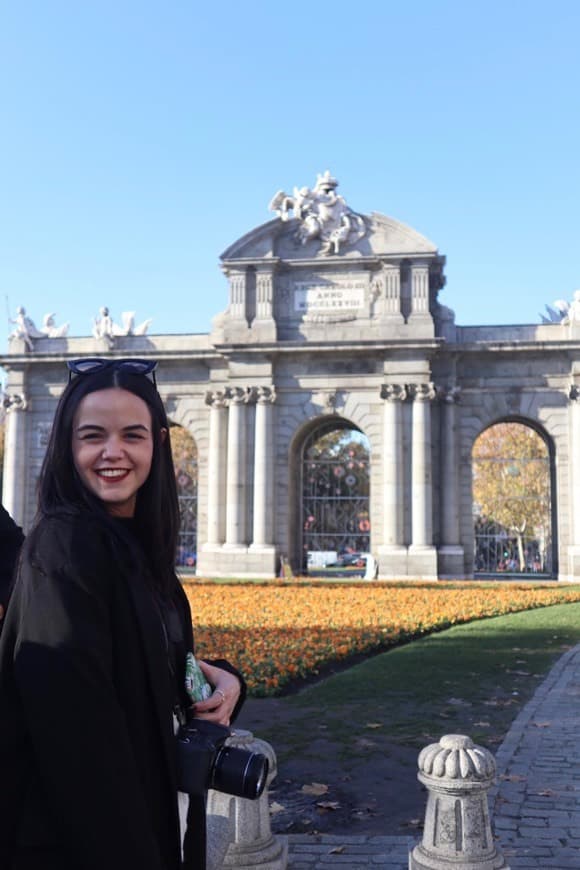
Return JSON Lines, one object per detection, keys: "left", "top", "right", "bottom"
{"left": 67, "top": 357, "right": 158, "bottom": 387}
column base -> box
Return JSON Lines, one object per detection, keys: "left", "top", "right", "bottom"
{"left": 437, "top": 545, "right": 465, "bottom": 578}
{"left": 196, "top": 544, "right": 278, "bottom": 579}
{"left": 377, "top": 545, "right": 408, "bottom": 578}
{"left": 567, "top": 546, "right": 580, "bottom": 582}
{"left": 407, "top": 545, "right": 438, "bottom": 580}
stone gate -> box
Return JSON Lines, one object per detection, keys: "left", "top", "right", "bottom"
{"left": 2, "top": 172, "right": 580, "bottom": 580}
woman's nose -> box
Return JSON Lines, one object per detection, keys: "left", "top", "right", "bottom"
{"left": 101, "top": 437, "right": 124, "bottom": 459}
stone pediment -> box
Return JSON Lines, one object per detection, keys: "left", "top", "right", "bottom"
{"left": 221, "top": 212, "right": 438, "bottom": 264}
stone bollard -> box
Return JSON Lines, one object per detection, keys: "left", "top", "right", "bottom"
{"left": 206, "top": 729, "right": 288, "bottom": 870}
{"left": 409, "top": 734, "right": 509, "bottom": 870}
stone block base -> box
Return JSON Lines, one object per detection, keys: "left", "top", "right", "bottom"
{"left": 567, "top": 546, "right": 580, "bottom": 582}
{"left": 377, "top": 545, "right": 409, "bottom": 578}
{"left": 437, "top": 545, "right": 465, "bottom": 578}
{"left": 407, "top": 545, "right": 438, "bottom": 580}
{"left": 197, "top": 544, "right": 278, "bottom": 578}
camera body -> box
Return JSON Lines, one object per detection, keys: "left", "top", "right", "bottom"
{"left": 176, "top": 718, "right": 269, "bottom": 800}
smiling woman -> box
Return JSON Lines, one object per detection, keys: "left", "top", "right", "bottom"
{"left": 0, "top": 358, "right": 245, "bottom": 870}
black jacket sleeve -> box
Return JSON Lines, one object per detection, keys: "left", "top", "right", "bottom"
{"left": 0, "top": 503, "right": 24, "bottom": 613}
{"left": 4, "top": 517, "right": 171, "bottom": 869}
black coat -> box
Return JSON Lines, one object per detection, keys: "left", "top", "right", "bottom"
{"left": 0, "top": 513, "right": 243, "bottom": 870}
{"left": 0, "top": 503, "right": 24, "bottom": 613}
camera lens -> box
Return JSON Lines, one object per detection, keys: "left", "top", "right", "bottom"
{"left": 210, "top": 746, "right": 269, "bottom": 800}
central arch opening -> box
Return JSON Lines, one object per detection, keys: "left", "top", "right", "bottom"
{"left": 301, "top": 420, "right": 370, "bottom": 575}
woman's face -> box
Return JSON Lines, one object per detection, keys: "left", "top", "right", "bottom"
{"left": 71, "top": 387, "right": 156, "bottom": 517}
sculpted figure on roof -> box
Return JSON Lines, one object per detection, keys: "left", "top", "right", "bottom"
{"left": 269, "top": 171, "right": 366, "bottom": 256}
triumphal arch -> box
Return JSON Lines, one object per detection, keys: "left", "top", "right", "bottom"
{"left": 3, "top": 172, "right": 580, "bottom": 581}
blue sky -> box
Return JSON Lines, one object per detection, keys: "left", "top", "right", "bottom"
{"left": 1, "top": 0, "right": 578, "bottom": 342}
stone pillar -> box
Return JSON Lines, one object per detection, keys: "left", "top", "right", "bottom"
{"left": 250, "top": 387, "right": 276, "bottom": 549}
{"left": 228, "top": 269, "right": 247, "bottom": 321}
{"left": 568, "top": 385, "right": 580, "bottom": 580}
{"left": 252, "top": 266, "right": 277, "bottom": 341}
{"left": 438, "top": 386, "right": 465, "bottom": 577}
{"left": 410, "top": 265, "right": 430, "bottom": 315}
{"left": 408, "top": 264, "right": 435, "bottom": 336}
{"left": 409, "top": 734, "right": 509, "bottom": 869}
{"left": 204, "top": 390, "right": 228, "bottom": 546}
{"left": 377, "top": 384, "right": 407, "bottom": 576}
{"left": 408, "top": 383, "right": 437, "bottom": 578}
{"left": 206, "top": 730, "right": 287, "bottom": 870}
{"left": 379, "top": 263, "right": 404, "bottom": 323}
{"left": 224, "top": 387, "right": 253, "bottom": 548}
{"left": 2, "top": 392, "right": 28, "bottom": 527}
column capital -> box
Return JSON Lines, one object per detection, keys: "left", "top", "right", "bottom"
{"left": 2, "top": 392, "right": 28, "bottom": 412}
{"left": 410, "top": 382, "right": 437, "bottom": 402}
{"left": 255, "top": 385, "right": 277, "bottom": 405}
{"left": 227, "top": 386, "right": 255, "bottom": 405}
{"left": 380, "top": 383, "right": 408, "bottom": 402}
{"left": 204, "top": 389, "right": 228, "bottom": 409}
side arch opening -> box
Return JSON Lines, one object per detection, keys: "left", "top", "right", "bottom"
{"left": 472, "top": 419, "right": 556, "bottom": 577}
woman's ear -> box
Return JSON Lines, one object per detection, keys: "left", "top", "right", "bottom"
{"left": 160, "top": 427, "right": 168, "bottom": 444}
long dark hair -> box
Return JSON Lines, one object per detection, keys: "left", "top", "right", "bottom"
{"left": 36, "top": 364, "right": 180, "bottom": 595}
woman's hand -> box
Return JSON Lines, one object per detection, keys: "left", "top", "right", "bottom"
{"left": 192, "top": 660, "right": 241, "bottom": 727}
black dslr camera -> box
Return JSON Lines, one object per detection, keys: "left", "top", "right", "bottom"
{"left": 176, "top": 719, "right": 269, "bottom": 800}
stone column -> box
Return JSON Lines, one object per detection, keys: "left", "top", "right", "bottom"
{"left": 378, "top": 384, "right": 408, "bottom": 576}
{"left": 227, "top": 268, "right": 247, "bottom": 321}
{"left": 410, "top": 265, "right": 429, "bottom": 315}
{"left": 204, "top": 390, "right": 228, "bottom": 547}
{"left": 568, "top": 386, "right": 580, "bottom": 580}
{"left": 409, "top": 734, "right": 509, "bottom": 869}
{"left": 438, "top": 386, "right": 465, "bottom": 577}
{"left": 408, "top": 383, "right": 437, "bottom": 578}
{"left": 252, "top": 266, "right": 277, "bottom": 341}
{"left": 408, "top": 264, "right": 435, "bottom": 337}
{"left": 206, "top": 730, "right": 287, "bottom": 870}
{"left": 378, "top": 263, "right": 404, "bottom": 323}
{"left": 250, "top": 387, "right": 276, "bottom": 549}
{"left": 224, "top": 387, "right": 252, "bottom": 548}
{"left": 2, "top": 392, "right": 28, "bottom": 527}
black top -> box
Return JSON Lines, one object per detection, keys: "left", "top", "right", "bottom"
{"left": 0, "top": 503, "right": 24, "bottom": 613}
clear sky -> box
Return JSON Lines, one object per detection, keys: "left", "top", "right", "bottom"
{"left": 1, "top": 0, "right": 578, "bottom": 343}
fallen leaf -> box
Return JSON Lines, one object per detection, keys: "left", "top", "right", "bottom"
{"left": 365, "top": 722, "right": 383, "bottom": 729}
{"left": 401, "top": 818, "right": 423, "bottom": 828}
{"left": 355, "top": 737, "right": 377, "bottom": 749}
{"left": 269, "top": 802, "right": 285, "bottom": 814}
{"left": 473, "top": 721, "right": 491, "bottom": 727}
{"left": 448, "top": 697, "right": 471, "bottom": 706}
{"left": 533, "top": 721, "right": 551, "bottom": 728}
{"left": 534, "top": 789, "right": 557, "bottom": 796}
{"left": 500, "top": 774, "right": 527, "bottom": 782}
{"left": 317, "top": 801, "right": 340, "bottom": 810}
{"left": 506, "top": 669, "right": 531, "bottom": 676}
{"left": 329, "top": 846, "right": 345, "bottom": 854}
{"left": 302, "top": 782, "right": 329, "bottom": 796}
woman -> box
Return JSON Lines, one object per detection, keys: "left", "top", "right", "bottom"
{"left": 0, "top": 358, "right": 244, "bottom": 870}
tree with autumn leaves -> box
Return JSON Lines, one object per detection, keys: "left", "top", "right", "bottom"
{"left": 472, "top": 422, "right": 551, "bottom": 571}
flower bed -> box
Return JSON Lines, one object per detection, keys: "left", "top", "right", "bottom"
{"left": 183, "top": 580, "right": 580, "bottom": 696}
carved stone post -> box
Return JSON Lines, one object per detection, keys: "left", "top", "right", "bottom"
{"left": 408, "top": 265, "right": 435, "bottom": 336}
{"left": 227, "top": 269, "right": 247, "bottom": 321}
{"left": 378, "top": 384, "right": 407, "bottom": 575}
{"left": 568, "top": 385, "right": 580, "bottom": 580}
{"left": 224, "top": 387, "right": 253, "bottom": 548}
{"left": 438, "top": 386, "right": 465, "bottom": 577}
{"left": 382, "top": 264, "right": 404, "bottom": 322}
{"left": 2, "top": 392, "right": 28, "bottom": 527}
{"left": 409, "top": 734, "right": 509, "bottom": 869}
{"left": 408, "top": 383, "right": 437, "bottom": 578}
{"left": 250, "top": 387, "right": 276, "bottom": 549}
{"left": 206, "top": 730, "right": 287, "bottom": 870}
{"left": 205, "top": 391, "right": 228, "bottom": 546}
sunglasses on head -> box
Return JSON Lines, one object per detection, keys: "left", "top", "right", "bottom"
{"left": 67, "top": 358, "right": 158, "bottom": 387}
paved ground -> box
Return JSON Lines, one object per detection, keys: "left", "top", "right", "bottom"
{"left": 284, "top": 643, "right": 580, "bottom": 868}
